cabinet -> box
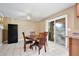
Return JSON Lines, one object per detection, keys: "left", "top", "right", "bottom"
{"left": 2, "top": 24, "right": 18, "bottom": 44}
{"left": 69, "top": 37, "right": 79, "bottom": 56}
{"left": 2, "top": 29, "right": 8, "bottom": 43}
{"left": 2, "top": 17, "right": 8, "bottom": 43}
{"left": 76, "top": 3, "right": 79, "bottom": 17}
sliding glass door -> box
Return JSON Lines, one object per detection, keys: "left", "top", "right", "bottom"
{"left": 55, "top": 18, "right": 66, "bottom": 46}
{"left": 48, "top": 15, "right": 68, "bottom": 48}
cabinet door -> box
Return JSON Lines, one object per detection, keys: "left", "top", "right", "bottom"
{"left": 77, "top": 3, "right": 79, "bottom": 17}
{"left": 8, "top": 24, "right": 18, "bottom": 44}
{"left": 69, "top": 37, "right": 79, "bottom": 56}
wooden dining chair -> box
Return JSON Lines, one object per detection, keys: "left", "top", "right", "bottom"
{"left": 28, "top": 32, "right": 47, "bottom": 54}
{"left": 22, "top": 32, "right": 33, "bottom": 52}
{"left": 38, "top": 32, "right": 48, "bottom": 54}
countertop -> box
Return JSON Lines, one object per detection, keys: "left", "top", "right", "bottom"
{"left": 69, "top": 33, "right": 79, "bottom": 39}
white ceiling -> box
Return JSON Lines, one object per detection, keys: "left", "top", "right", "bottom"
{"left": 0, "top": 3, "right": 75, "bottom": 21}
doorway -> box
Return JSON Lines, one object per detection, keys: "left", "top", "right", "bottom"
{"left": 47, "top": 15, "right": 68, "bottom": 48}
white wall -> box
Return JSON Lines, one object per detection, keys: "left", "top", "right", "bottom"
{"left": 7, "top": 19, "right": 41, "bottom": 39}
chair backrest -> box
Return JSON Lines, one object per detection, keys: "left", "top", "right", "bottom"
{"left": 30, "top": 32, "right": 35, "bottom": 35}
{"left": 22, "top": 32, "right": 26, "bottom": 42}
{"left": 44, "top": 32, "right": 48, "bottom": 41}
{"left": 44, "top": 32, "right": 48, "bottom": 37}
{"left": 22, "top": 32, "right": 31, "bottom": 40}
{"left": 39, "top": 32, "right": 48, "bottom": 47}
{"left": 30, "top": 32, "right": 35, "bottom": 40}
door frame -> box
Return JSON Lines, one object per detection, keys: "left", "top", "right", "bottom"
{"left": 46, "top": 14, "right": 68, "bottom": 48}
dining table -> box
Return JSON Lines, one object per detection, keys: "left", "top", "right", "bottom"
{"left": 26, "top": 34, "right": 40, "bottom": 49}
{"left": 27, "top": 34, "right": 40, "bottom": 43}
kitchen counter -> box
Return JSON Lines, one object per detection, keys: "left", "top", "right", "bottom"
{"left": 69, "top": 33, "right": 79, "bottom": 56}
{"left": 69, "top": 33, "right": 79, "bottom": 39}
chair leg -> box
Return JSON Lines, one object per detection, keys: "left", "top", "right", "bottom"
{"left": 35, "top": 45, "right": 37, "bottom": 50}
{"left": 39, "top": 48, "right": 40, "bottom": 54}
{"left": 30, "top": 44, "right": 33, "bottom": 50}
{"left": 44, "top": 45, "right": 46, "bottom": 52}
{"left": 24, "top": 44, "right": 26, "bottom": 52}
{"left": 46, "top": 41, "right": 48, "bottom": 46}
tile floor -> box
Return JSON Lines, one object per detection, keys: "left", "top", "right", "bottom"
{"left": 0, "top": 40, "right": 68, "bottom": 56}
